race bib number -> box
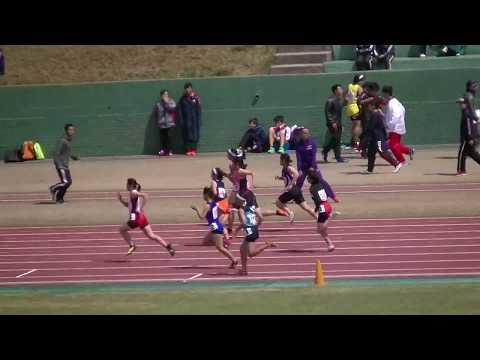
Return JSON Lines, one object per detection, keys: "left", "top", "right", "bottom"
{"left": 246, "top": 212, "right": 257, "bottom": 226}
{"left": 130, "top": 213, "right": 137, "bottom": 221}
{"left": 318, "top": 205, "right": 326, "bottom": 213}
{"left": 218, "top": 188, "right": 226, "bottom": 199}
{"left": 210, "top": 222, "right": 219, "bottom": 231}
{"left": 317, "top": 189, "right": 327, "bottom": 202}
{"left": 245, "top": 227, "right": 253, "bottom": 235}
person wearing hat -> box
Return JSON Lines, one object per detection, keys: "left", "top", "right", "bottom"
{"left": 456, "top": 89, "right": 480, "bottom": 175}
{"left": 178, "top": 82, "right": 202, "bottom": 156}
{"left": 346, "top": 74, "right": 365, "bottom": 151}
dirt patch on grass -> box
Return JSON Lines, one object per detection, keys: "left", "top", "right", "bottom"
{"left": 0, "top": 45, "right": 276, "bottom": 85}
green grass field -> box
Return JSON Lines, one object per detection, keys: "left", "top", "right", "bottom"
{"left": 1, "top": 279, "right": 479, "bottom": 315}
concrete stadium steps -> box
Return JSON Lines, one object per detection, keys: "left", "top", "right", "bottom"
{"left": 270, "top": 45, "right": 332, "bottom": 75}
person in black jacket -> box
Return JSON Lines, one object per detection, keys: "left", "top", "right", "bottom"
{"left": 238, "top": 118, "right": 268, "bottom": 153}
{"left": 374, "top": 45, "right": 395, "bottom": 70}
{"left": 364, "top": 99, "right": 402, "bottom": 174}
{"left": 322, "top": 84, "right": 347, "bottom": 163}
{"left": 456, "top": 96, "right": 480, "bottom": 175}
{"left": 355, "top": 45, "right": 374, "bottom": 71}
{"left": 178, "top": 82, "right": 202, "bottom": 156}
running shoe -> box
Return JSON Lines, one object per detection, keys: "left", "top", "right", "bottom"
{"left": 169, "top": 151, "right": 173, "bottom": 156}
{"left": 49, "top": 186, "right": 56, "bottom": 201}
{"left": 363, "top": 170, "right": 373, "bottom": 174}
{"left": 127, "top": 244, "right": 137, "bottom": 256}
{"left": 166, "top": 244, "right": 176, "bottom": 256}
{"left": 229, "top": 260, "right": 238, "bottom": 269}
{"left": 286, "top": 208, "right": 295, "bottom": 223}
{"left": 393, "top": 162, "right": 403, "bottom": 174}
{"left": 409, "top": 147, "right": 416, "bottom": 160}
{"left": 456, "top": 172, "right": 468, "bottom": 176}
{"left": 267, "top": 146, "right": 275, "bottom": 154}
{"left": 56, "top": 198, "right": 64, "bottom": 204}
{"left": 336, "top": 157, "right": 348, "bottom": 163}
{"left": 278, "top": 146, "right": 285, "bottom": 154}
{"left": 158, "top": 150, "right": 167, "bottom": 156}
{"left": 327, "top": 244, "right": 335, "bottom": 252}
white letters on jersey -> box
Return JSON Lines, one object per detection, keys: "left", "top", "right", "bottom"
{"left": 317, "top": 189, "right": 327, "bottom": 202}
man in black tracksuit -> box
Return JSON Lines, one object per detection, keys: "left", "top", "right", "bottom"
{"left": 322, "top": 84, "right": 347, "bottom": 163}
{"left": 457, "top": 81, "right": 480, "bottom": 174}
{"left": 364, "top": 99, "right": 402, "bottom": 174}
{"left": 355, "top": 45, "right": 374, "bottom": 71}
{"left": 358, "top": 82, "right": 380, "bottom": 158}
{"left": 49, "top": 124, "right": 79, "bottom": 203}
{"left": 374, "top": 45, "right": 395, "bottom": 70}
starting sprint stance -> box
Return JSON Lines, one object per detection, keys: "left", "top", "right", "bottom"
{"left": 117, "top": 178, "right": 175, "bottom": 256}
{"left": 307, "top": 169, "right": 335, "bottom": 252}
{"left": 191, "top": 187, "right": 238, "bottom": 268}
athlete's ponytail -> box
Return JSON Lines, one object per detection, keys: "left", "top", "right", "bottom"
{"left": 127, "top": 178, "right": 141, "bottom": 191}
{"left": 212, "top": 167, "right": 227, "bottom": 181}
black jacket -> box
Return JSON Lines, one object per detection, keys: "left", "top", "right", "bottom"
{"left": 178, "top": 92, "right": 202, "bottom": 143}
{"left": 324, "top": 96, "right": 345, "bottom": 128}
{"left": 365, "top": 111, "right": 387, "bottom": 142}
{"left": 460, "top": 106, "right": 477, "bottom": 142}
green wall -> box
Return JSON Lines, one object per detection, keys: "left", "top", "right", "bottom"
{"left": 1, "top": 67, "right": 479, "bottom": 158}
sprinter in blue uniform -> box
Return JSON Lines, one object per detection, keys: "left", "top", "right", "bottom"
{"left": 191, "top": 186, "right": 238, "bottom": 268}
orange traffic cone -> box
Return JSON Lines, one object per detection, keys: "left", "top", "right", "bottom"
{"left": 314, "top": 259, "right": 325, "bottom": 287}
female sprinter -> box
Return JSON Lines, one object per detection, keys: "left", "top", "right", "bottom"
{"left": 226, "top": 148, "right": 254, "bottom": 234}
{"left": 210, "top": 167, "right": 232, "bottom": 245}
{"left": 117, "top": 178, "right": 175, "bottom": 256}
{"left": 191, "top": 186, "right": 238, "bottom": 268}
{"left": 234, "top": 190, "right": 276, "bottom": 276}
{"left": 262, "top": 153, "right": 318, "bottom": 223}
{"left": 307, "top": 169, "right": 335, "bottom": 252}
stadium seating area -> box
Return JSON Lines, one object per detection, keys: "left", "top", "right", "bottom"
{"left": 325, "top": 45, "right": 480, "bottom": 73}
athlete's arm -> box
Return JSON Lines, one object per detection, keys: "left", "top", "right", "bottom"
{"left": 117, "top": 193, "right": 128, "bottom": 207}
{"left": 211, "top": 180, "right": 218, "bottom": 196}
{"left": 288, "top": 166, "right": 299, "bottom": 188}
{"left": 190, "top": 204, "right": 208, "bottom": 220}
{"left": 239, "top": 168, "right": 255, "bottom": 188}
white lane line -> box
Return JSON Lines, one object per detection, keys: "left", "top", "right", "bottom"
{"left": 183, "top": 273, "right": 203, "bottom": 283}
{"left": 1, "top": 250, "right": 479, "bottom": 260}
{"left": 1, "top": 216, "right": 480, "bottom": 230}
{"left": 2, "top": 225, "right": 480, "bottom": 238}
{"left": 2, "top": 272, "right": 480, "bottom": 286}
{"left": 2, "top": 182, "right": 480, "bottom": 198}
{"left": 2, "top": 187, "right": 480, "bottom": 203}
{"left": 1, "top": 235, "right": 478, "bottom": 246}
{"left": 0, "top": 268, "right": 479, "bottom": 280}
{"left": 15, "top": 269, "right": 37, "bottom": 278}
{"left": 3, "top": 242, "right": 480, "bottom": 252}
{"left": 3, "top": 263, "right": 480, "bottom": 274}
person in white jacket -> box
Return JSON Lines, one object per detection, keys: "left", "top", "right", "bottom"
{"left": 382, "top": 86, "right": 415, "bottom": 164}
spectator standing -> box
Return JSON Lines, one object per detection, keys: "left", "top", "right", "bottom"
{"left": 382, "top": 85, "right": 415, "bottom": 164}
{"left": 295, "top": 128, "right": 339, "bottom": 203}
{"left": 346, "top": 74, "right": 365, "bottom": 151}
{"left": 355, "top": 45, "right": 374, "bottom": 71}
{"left": 267, "top": 115, "right": 291, "bottom": 154}
{"left": 322, "top": 84, "right": 347, "bottom": 163}
{"left": 374, "top": 45, "right": 395, "bottom": 70}
{"left": 358, "top": 82, "right": 380, "bottom": 158}
{"left": 363, "top": 100, "right": 403, "bottom": 174}
{"left": 238, "top": 118, "right": 268, "bottom": 153}
{"left": 49, "top": 124, "right": 80, "bottom": 204}
{"left": 457, "top": 80, "right": 480, "bottom": 175}
{"left": 178, "top": 82, "right": 202, "bottom": 156}
{"left": 0, "top": 48, "right": 4, "bottom": 75}
{"left": 154, "top": 89, "right": 177, "bottom": 156}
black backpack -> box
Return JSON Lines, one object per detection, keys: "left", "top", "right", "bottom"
{"left": 3, "top": 146, "right": 23, "bottom": 163}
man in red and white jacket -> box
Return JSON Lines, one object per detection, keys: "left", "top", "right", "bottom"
{"left": 382, "top": 85, "right": 415, "bottom": 164}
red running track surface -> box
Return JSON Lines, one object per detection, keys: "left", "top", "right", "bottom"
{"left": 1, "top": 216, "right": 480, "bottom": 286}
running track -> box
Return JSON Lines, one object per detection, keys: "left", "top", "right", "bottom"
{"left": 1, "top": 216, "right": 480, "bottom": 286}
{"left": 2, "top": 182, "right": 480, "bottom": 203}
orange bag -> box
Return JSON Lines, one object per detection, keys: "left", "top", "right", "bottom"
{"left": 21, "top": 141, "right": 35, "bottom": 161}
